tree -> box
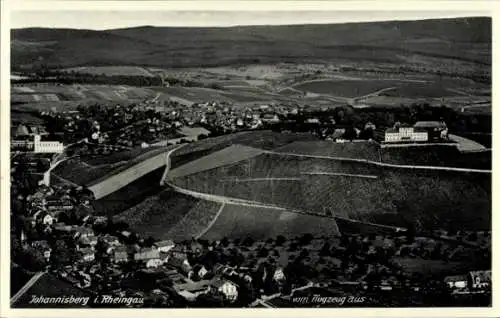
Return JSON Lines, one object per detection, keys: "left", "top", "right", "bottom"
{"left": 52, "top": 240, "right": 74, "bottom": 267}
{"left": 319, "top": 242, "right": 331, "bottom": 256}
{"left": 298, "top": 233, "right": 313, "bottom": 246}
{"left": 220, "top": 237, "right": 229, "bottom": 247}
{"left": 22, "top": 248, "right": 46, "bottom": 271}
{"left": 257, "top": 248, "right": 269, "bottom": 258}
{"left": 275, "top": 235, "right": 286, "bottom": 246}
{"left": 242, "top": 236, "right": 254, "bottom": 247}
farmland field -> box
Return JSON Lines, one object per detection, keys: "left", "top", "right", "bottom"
{"left": 11, "top": 84, "right": 157, "bottom": 109}
{"left": 293, "top": 79, "right": 405, "bottom": 98}
{"left": 171, "top": 130, "right": 319, "bottom": 169}
{"left": 53, "top": 146, "right": 171, "bottom": 187}
{"left": 380, "top": 145, "right": 491, "bottom": 169}
{"left": 201, "top": 203, "right": 339, "bottom": 240}
{"left": 164, "top": 200, "right": 223, "bottom": 241}
{"left": 379, "top": 82, "right": 460, "bottom": 98}
{"left": 169, "top": 152, "right": 490, "bottom": 231}
{"left": 52, "top": 160, "right": 119, "bottom": 185}
{"left": 113, "top": 190, "right": 202, "bottom": 240}
{"left": 62, "top": 66, "right": 155, "bottom": 77}
{"left": 81, "top": 146, "right": 171, "bottom": 166}
{"left": 273, "top": 141, "right": 380, "bottom": 161}
{"left": 93, "top": 166, "right": 166, "bottom": 216}
{"left": 168, "top": 145, "right": 265, "bottom": 179}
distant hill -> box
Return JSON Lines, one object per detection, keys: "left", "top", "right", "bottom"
{"left": 11, "top": 17, "right": 491, "bottom": 69}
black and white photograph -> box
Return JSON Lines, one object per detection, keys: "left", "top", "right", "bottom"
{"left": 3, "top": 1, "right": 494, "bottom": 313}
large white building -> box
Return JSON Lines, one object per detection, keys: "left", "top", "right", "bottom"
{"left": 384, "top": 126, "right": 428, "bottom": 143}
{"left": 34, "top": 135, "right": 64, "bottom": 153}
{"left": 11, "top": 134, "right": 64, "bottom": 153}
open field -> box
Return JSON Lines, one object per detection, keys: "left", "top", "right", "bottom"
{"left": 274, "top": 141, "right": 381, "bottom": 161}
{"left": 201, "top": 203, "right": 339, "bottom": 241}
{"left": 62, "top": 66, "right": 155, "bottom": 77}
{"left": 11, "top": 84, "right": 157, "bottom": 108}
{"left": 292, "top": 79, "right": 405, "bottom": 98}
{"left": 379, "top": 82, "right": 462, "bottom": 98}
{"left": 380, "top": 145, "right": 491, "bottom": 170}
{"left": 168, "top": 145, "right": 265, "bottom": 179}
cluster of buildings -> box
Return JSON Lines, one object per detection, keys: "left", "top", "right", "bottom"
{"left": 383, "top": 121, "right": 449, "bottom": 144}
{"left": 11, "top": 123, "right": 64, "bottom": 154}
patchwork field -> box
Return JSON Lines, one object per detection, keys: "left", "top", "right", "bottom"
{"left": 62, "top": 66, "right": 155, "bottom": 77}
{"left": 170, "top": 131, "right": 319, "bottom": 169}
{"left": 11, "top": 84, "right": 157, "bottom": 109}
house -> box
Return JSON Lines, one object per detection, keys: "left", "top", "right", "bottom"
{"left": 153, "top": 240, "right": 175, "bottom": 253}
{"left": 190, "top": 264, "right": 208, "bottom": 280}
{"left": 79, "top": 235, "right": 98, "bottom": 247}
{"left": 146, "top": 259, "right": 163, "bottom": 268}
{"left": 273, "top": 267, "right": 286, "bottom": 283}
{"left": 73, "top": 226, "right": 94, "bottom": 239}
{"left": 53, "top": 222, "right": 72, "bottom": 232}
{"left": 210, "top": 279, "right": 238, "bottom": 302}
{"left": 364, "top": 122, "right": 376, "bottom": 131}
{"left": 384, "top": 125, "right": 428, "bottom": 143}
{"left": 189, "top": 241, "right": 204, "bottom": 255}
{"left": 170, "top": 245, "right": 188, "bottom": 260}
{"left": 468, "top": 270, "right": 491, "bottom": 290}
{"left": 134, "top": 248, "right": 160, "bottom": 262}
{"left": 167, "top": 257, "right": 192, "bottom": 275}
{"left": 101, "top": 234, "right": 121, "bottom": 248}
{"left": 413, "top": 121, "right": 448, "bottom": 140}
{"left": 92, "top": 215, "right": 108, "bottom": 225}
{"left": 444, "top": 275, "right": 469, "bottom": 290}
{"left": 38, "top": 212, "right": 54, "bottom": 226}
{"left": 79, "top": 248, "right": 95, "bottom": 262}
{"left": 31, "top": 240, "right": 52, "bottom": 260}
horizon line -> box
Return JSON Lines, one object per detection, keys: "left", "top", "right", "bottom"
{"left": 10, "top": 15, "right": 491, "bottom": 31}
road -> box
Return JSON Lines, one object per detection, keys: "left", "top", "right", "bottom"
{"left": 195, "top": 203, "right": 226, "bottom": 240}
{"left": 10, "top": 271, "right": 45, "bottom": 306}
{"left": 301, "top": 172, "right": 379, "bottom": 179}
{"left": 159, "top": 144, "right": 187, "bottom": 186}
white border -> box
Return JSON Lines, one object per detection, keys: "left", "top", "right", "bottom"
{"left": 1, "top": 1, "right": 498, "bottom": 317}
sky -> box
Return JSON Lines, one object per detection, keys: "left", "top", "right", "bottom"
{"left": 10, "top": 10, "right": 490, "bottom": 30}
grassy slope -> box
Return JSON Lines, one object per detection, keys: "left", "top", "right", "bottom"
{"left": 201, "top": 203, "right": 339, "bottom": 241}
{"left": 11, "top": 18, "right": 491, "bottom": 68}
{"left": 112, "top": 189, "right": 200, "bottom": 240}
{"left": 171, "top": 153, "right": 491, "bottom": 231}
{"left": 164, "top": 200, "right": 223, "bottom": 241}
